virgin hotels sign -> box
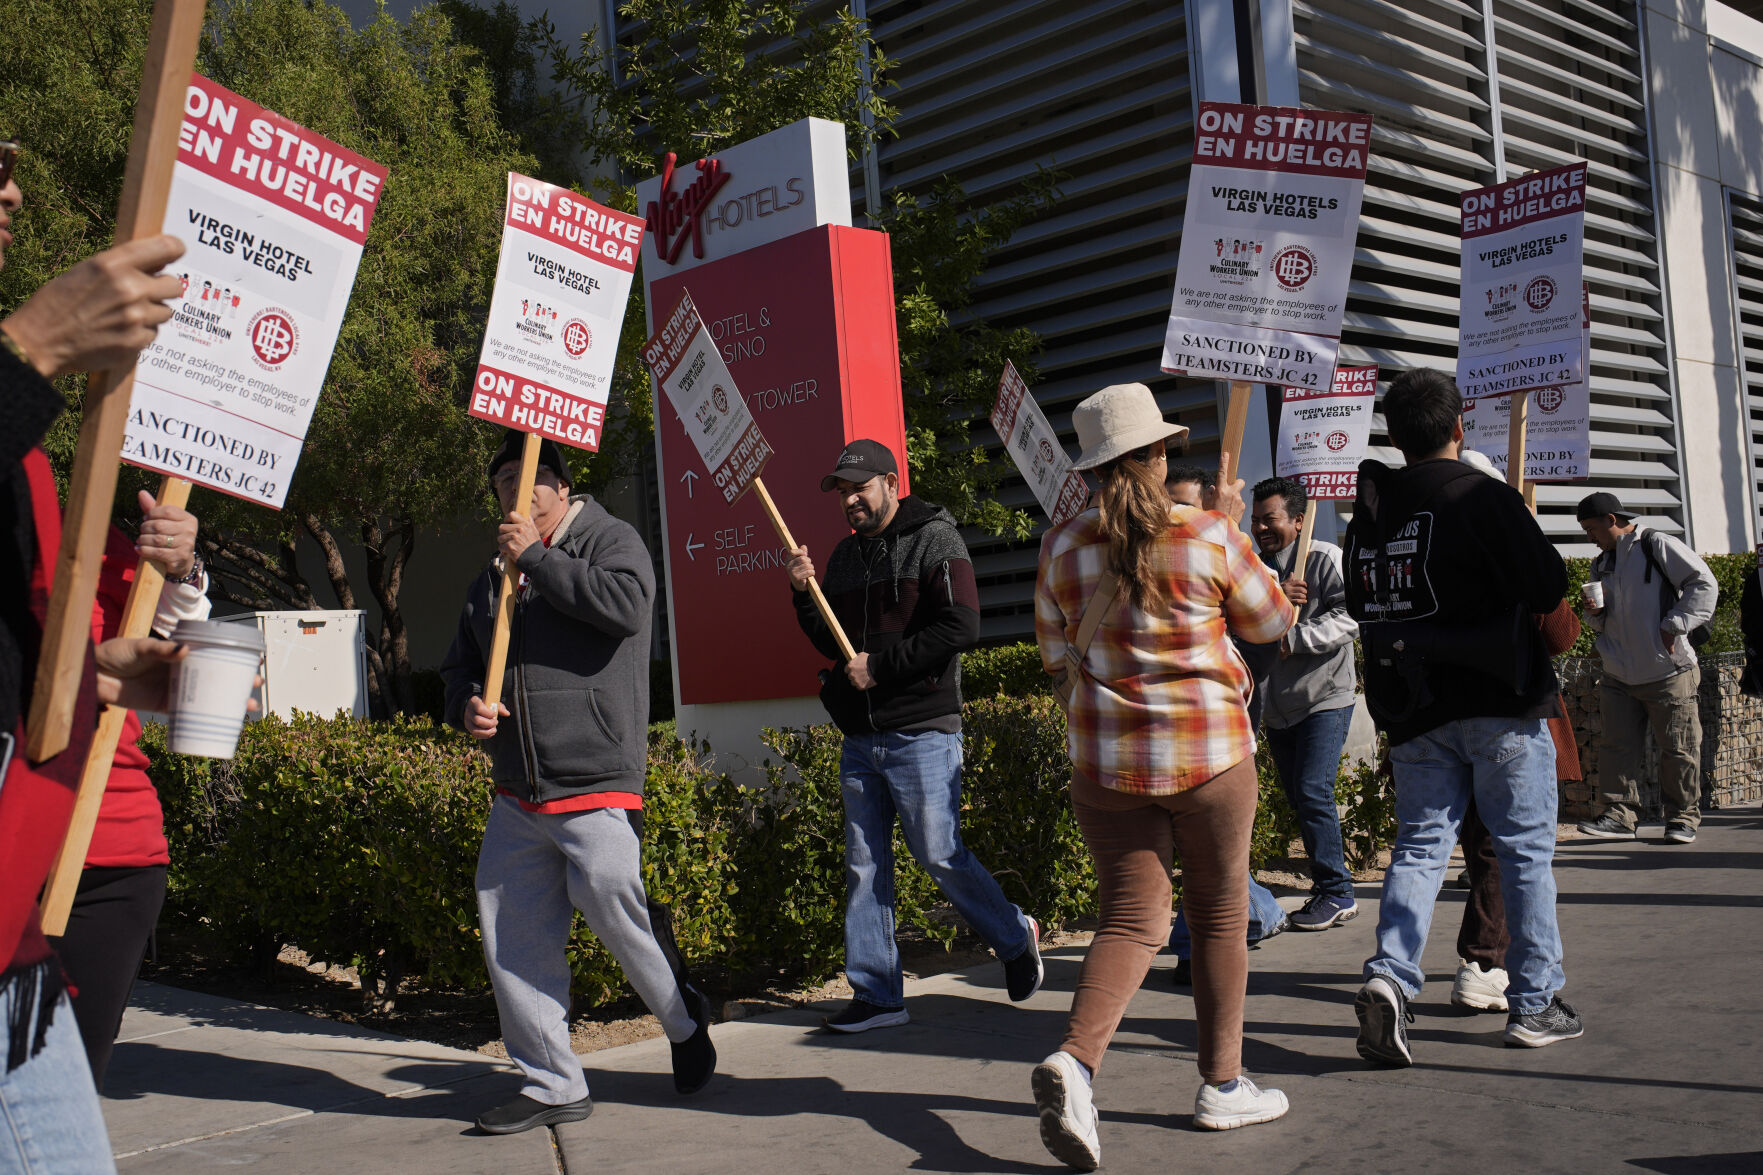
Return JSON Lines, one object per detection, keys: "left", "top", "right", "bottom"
{"left": 636, "top": 117, "right": 852, "bottom": 280}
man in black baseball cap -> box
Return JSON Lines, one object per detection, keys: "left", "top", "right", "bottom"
{"left": 785, "top": 437, "right": 1043, "bottom": 1033}
{"left": 1574, "top": 489, "right": 1717, "bottom": 845}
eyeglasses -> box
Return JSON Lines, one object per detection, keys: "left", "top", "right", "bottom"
{"left": 0, "top": 140, "right": 19, "bottom": 190}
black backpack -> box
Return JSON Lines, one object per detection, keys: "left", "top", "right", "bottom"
{"left": 1630, "top": 530, "right": 1715, "bottom": 648}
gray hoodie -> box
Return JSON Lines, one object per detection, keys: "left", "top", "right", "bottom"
{"left": 441, "top": 495, "right": 654, "bottom": 801}
{"left": 1585, "top": 525, "right": 1717, "bottom": 686}
{"left": 1259, "top": 538, "right": 1359, "bottom": 730}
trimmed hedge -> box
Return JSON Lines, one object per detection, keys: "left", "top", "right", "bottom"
{"left": 152, "top": 695, "right": 1394, "bottom": 1007}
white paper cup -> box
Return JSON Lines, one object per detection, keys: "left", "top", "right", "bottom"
{"left": 1582, "top": 580, "right": 1605, "bottom": 610}
{"left": 166, "top": 620, "right": 265, "bottom": 759}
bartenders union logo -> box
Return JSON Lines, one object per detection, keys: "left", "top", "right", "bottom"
{"left": 1271, "top": 245, "right": 1317, "bottom": 290}
{"left": 712, "top": 385, "right": 729, "bottom": 413}
{"left": 1536, "top": 387, "right": 1565, "bottom": 414}
{"left": 1327, "top": 431, "right": 1349, "bottom": 451}
{"left": 562, "top": 318, "right": 592, "bottom": 357}
{"left": 1038, "top": 438, "right": 1055, "bottom": 463}
{"left": 1525, "top": 275, "right": 1557, "bottom": 312}
{"left": 247, "top": 309, "right": 298, "bottom": 369}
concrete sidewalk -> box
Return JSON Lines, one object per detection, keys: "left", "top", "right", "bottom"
{"left": 107, "top": 809, "right": 1763, "bottom": 1173}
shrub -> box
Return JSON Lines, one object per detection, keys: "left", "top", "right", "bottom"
{"left": 962, "top": 642, "right": 1054, "bottom": 699}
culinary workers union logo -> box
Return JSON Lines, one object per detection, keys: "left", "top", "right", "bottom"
{"left": 562, "top": 319, "right": 592, "bottom": 357}
{"left": 247, "top": 309, "right": 298, "bottom": 369}
{"left": 1536, "top": 387, "right": 1565, "bottom": 414}
{"left": 1271, "top": 245, "right": 1317, "bottom": 291}
{"left": 1525, "top": 275, "right": 1557, "bottom": 312}
{"left": 1326, "top": 430, "right": 1350, "bottom": 451}
{"left": 712, "top": 385, "right": 729, "bottom": 413}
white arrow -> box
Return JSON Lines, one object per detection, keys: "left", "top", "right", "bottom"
{"left": 680, "top": 469, "right": 698, "bottom": 499}
{"left": 685, "top": 534, "right": 705, "bottom": 562}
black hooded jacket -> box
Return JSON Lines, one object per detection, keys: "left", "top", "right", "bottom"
{"left": 792, "top": 496, "right": 981, "bottom": 735}
{"left": 1342, "top": 456, "right": 1567, "bottom": 745}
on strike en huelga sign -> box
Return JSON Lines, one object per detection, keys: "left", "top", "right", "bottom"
{"left": 1457, "top": 162, "right": 1588, "bottom": 400}
{"left": 992, "top": 361, "right": 1087, "bottom": 525}
{"left": 1275, "top": 364, "right": 1377, "bottom": 500}
{"left": 1161, "top": 103, "right": 1372, "bottom": 392}
{"left": 1462, "top": 283, "right": 1592, "bottom": 481}
{"left": 122, "top": 74, "right": 386, "bottom": 507}
{"left": 643, "top": 291, "right": 773, "bottom": 504}
{"left": 468, "top": 173, "right": 645, "bottom": 450}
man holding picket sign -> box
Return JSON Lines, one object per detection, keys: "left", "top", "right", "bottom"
{"left": 442, "top": 176, "right": 715, "bottom": 1135}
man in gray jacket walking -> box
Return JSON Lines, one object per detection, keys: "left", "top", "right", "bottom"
{"left": 1250, "top": 478, "right": 1360, "bottom": 930}
{"left": 442, "top": 431, "right": 714, "bottom": 1134}
{"left": 1575, "top": 491, "right": 1718, "bottom": 844}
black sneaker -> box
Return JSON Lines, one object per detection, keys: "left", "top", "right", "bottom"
{"left": 1005, "top": 917, "right": 1044, "bottom": 1002}
{"left": 1169, "top": 957, "right": 1192, "bottom": 987}
{"left": 1354, "top": 975, "right": 1413, "bottom": 1067}
{"left": 823, "top": 998, "right": 910, "bottom": 1034}
{"left": 474, "top": 1093, "right": 594, "bottom": 1135}
{"left": 1663, "top": 821, "right": 1697, "bottom": 844}
{"left": 1575, "top": 812, "right": 1635, "bottom": 840}
{"left": 1290, "top": 893, "right": 1358, "bottom": 931}
{"left": 1504, "top": 996, "right": 1584, "bottom": 1048}
{"left": 671, "top": 986, "right": 717, "bottom": 1094}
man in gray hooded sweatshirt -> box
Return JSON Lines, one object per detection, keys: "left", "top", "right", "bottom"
{"left": 1575, "top": 492, "right": 1718, "bottom": 844}
{"left": 443, "top": 430, "right": 713, "bottom": 1134}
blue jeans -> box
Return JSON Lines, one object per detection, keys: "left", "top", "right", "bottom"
{"left": 841, "top": 729, "right": 1031, "bottom": 1008}
{"left": 1266, "top": 704, "right": 1356, "bottom": 899}
{"left": 1367, "top": 717, "right": 1564, "bottom": 1015}
{"left": 0, "top": 987, "right": 117, "bottom": 1173}
{"left": 1168, "top": 873, "right": 1285, "bottom": 959}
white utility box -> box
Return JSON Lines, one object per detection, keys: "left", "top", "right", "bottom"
{"left": 226, "top": 610, "right": 370, "bottom": 721}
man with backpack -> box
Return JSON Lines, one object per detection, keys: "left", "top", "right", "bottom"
{"left": 1575, "top": 492, "right": 1718, "bottom": 844}
{"left": 1343, "top": 369, "right": 1579, "bottom": 1061}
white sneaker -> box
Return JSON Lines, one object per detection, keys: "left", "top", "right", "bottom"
{"left": 1032, "top": 1051, "right": 1100, "bottom": 1171}
{"left": 1451, "top": 960, "right": 1509, "bottom": 1012}
{"left": 1193, "top": 1075, "right": 1289, "bottom": 1130}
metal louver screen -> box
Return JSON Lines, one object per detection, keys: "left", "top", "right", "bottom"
{"left": 1295, "top": 0, "right": 1682, "bottom": 554}
{"left": 1733, "top": 191, "right": 1763, "bottom": 542}
{"left": 865, "top": 0, "right": 1200, "bottom": 638}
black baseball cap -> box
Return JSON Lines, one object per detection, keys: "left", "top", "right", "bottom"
{"left": 488, "top": 429, "right": 570, "bottom": 487}
{"left": 820, "top": 438, "right": 898, "bottom": 492}
{"left": 1576, "top": 491, "right": 1636, "bottom": 522}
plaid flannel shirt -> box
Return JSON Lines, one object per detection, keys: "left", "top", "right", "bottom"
{"left": 1035, "top": 505, "right": 1295, "bottom": 795}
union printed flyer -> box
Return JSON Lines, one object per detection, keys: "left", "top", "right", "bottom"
{"left": 468, "top": 173, "right": 645, "bottom": 450}
{"left": 1275, "top": 364, "right": 1377, "bottom": 500}
{"left": 991, "top": 361, "right": 1087, "bottom": 524}
{"left": 1162, "top": 102, "right": 1372, "bottom": 391}
{"left": 1456, "top": 162, "right": 1587, "bottom": 400}
{"left": 122, "top": 74, "right": 386, "bottom": 507}
{"left": 643, "top": 291, "right": 772, "bottom": 504}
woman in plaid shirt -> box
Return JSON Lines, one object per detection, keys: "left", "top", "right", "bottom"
{"left": 1029, "top": 384, "right": 1296, "bottom": 1171}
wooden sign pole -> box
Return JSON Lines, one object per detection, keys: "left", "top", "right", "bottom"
{"left": 751, "top": 476, "right": 858, "bottom": 662}
{"left": 1221, "top": 380, "right": 1252, "bottom": 486}
{"left": 480, "top": 433, "right": 541, "bottom": 708}
{"left": 39, "top": 475, "right": 192, "bottom": 934}
{"left": 1291, "top": 508, "right": 1318, "bottom": 577}
{"left": 24, "top": 0, "right": 205, "bottom": 762}
{"left": 1506, "top": 392, "right": 1536, "bottom": 513}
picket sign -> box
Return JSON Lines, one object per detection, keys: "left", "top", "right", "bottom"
{"left": 468, "top": 176, "right": 645, "bottom": 707}
{"left": 643, "top": 290, "right": 855, "bottom": 662}
{"left": 23, "top": 0, "right": 205, "bottom": 762}
{"left": 38, "top": 475, "right": 191, "bottom": 934}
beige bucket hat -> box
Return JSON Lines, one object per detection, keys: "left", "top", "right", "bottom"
{"left": 1069, "top": 383, "right": 1189, "bottom": 470}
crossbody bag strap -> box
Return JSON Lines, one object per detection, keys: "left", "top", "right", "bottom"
{"left": 1066, "top": 567, "right": 1121, "bottom": 672}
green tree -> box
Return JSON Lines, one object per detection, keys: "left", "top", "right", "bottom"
{"left": 542, "top": 0, "right": 1055, "bottom": 534}
{"left": 0, "top": 0, "right": 542, "bottom": 713}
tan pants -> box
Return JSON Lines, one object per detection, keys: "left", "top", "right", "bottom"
{"left": 1060, "top": 759, "right": 1257, "bottom": 1083}
{"left": 1598, "top": 666, "right": 1702, "bottom": 829}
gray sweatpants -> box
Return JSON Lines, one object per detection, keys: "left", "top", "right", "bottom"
{"left": 476, "top": 796, "right": 694, "bottom": 1104}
